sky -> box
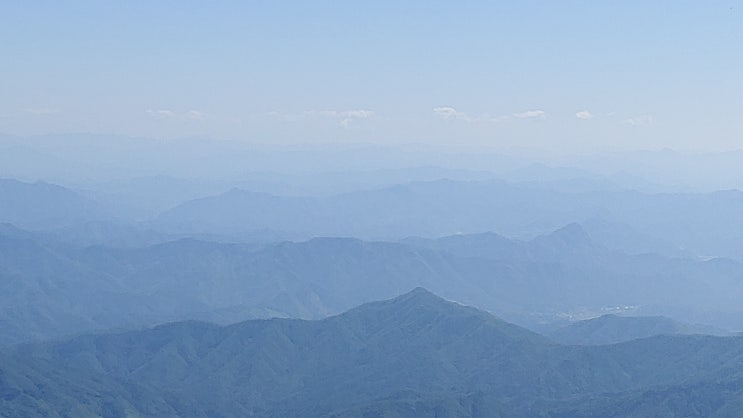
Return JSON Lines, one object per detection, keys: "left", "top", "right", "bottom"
{"left": 1, "top": 1, "right": 742, "bottom": 153}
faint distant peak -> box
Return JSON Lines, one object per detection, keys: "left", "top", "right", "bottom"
{"left": 440, "top": 230, "right": 511, "bottom": 242}
{"left": 543, "top": 223, "right": 593, "bottom": 245}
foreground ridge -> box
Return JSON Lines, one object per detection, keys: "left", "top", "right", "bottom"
{"left": 2, "top": 288, "right": 743, "bottom": 417}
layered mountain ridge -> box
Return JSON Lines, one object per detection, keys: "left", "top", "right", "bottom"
{"left": 3, "top": 289, "right": 743, "bottom": 417}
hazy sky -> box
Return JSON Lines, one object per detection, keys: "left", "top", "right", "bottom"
{"left": 2, "top": 1, "right": 741, "bottom": 153}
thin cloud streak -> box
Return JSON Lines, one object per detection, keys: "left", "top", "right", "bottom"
{"left": 268, "top": 109, "right": 375, "bottom": 127}
{"left": 623, "top": 116, "right": 653, "bottom": 126}
{"left": 434, "top": 107, "right": 547, "bottom": 122}
{"left": 575, "top": 110, "right": 594, "bottom": 120}
{"left": 512, "top": 110, "right": 546, "bottom": 119}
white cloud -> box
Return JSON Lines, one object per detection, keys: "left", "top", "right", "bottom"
{"left": 303, "top": 109, "right": 375, "bottom": 127}
{"left": 623, "top": 115, "right": 653, "bottom": 126}
{"left": 184, "top": 110, "right": 207, "bottom": 120}
{"left": 575, "top": 110, "right": 594, "bottom": 120}
{"left": 433, "top": 106, "right": 472, "bottom": 122}
{"left": 433, "top": 107, "right": 548, "bottom": 123}
{"left": 147, "top": 109, "right": 177, "bottom": 119}
{"left": 340, "top": 109, "right": 374, "bottom": 119}
{"left": 512, "top": 110, "right": 546, "bottom": 119}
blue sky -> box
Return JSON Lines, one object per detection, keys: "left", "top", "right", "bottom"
{"left": 1, "top": 1, "right": 741, "bottom": 153}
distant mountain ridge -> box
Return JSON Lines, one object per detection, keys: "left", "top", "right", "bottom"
{"left": 154, "top": 179, "right": 743, "bottom": 260}
{"left": 6, "top": 174, "right": 743, "bottom": 260}
{"left": 403, "top": 223, "right": 598, "bottom": 262}
{"left": 0, "top": 178, "right": 109, "bottom": 230}
{"left": 3, "top": 222, "right": 743, "bottom": 345}
{"left": 549, "top": 314, "right": 730, "bottom": 345}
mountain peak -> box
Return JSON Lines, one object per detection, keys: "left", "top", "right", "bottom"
{"left": 388, "top": 286, "right": 465, "bottom": 307}
{"left": 394, "top": 286, "right": 443, "bottom": 303}
{"left": 333, "top": 288, "right": 549, "bottom": 346}
{"left": 551, "top": 222, "right": 591, "bottom": 241}
{"left": 535, "top": 223, "right": 594, "bottom": 249}
{"left": 407, "top": 286, "right": 437, "bottom": 296}
{"left": 341, "top": 287, "right": 452, "bottom": 316}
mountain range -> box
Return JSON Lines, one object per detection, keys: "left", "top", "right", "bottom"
{"left": 152, "top": 179, "right": 743, "bottom": 260}
{"left": 0, "top": 179, "right": 108, "bottom": 230}
{"left": 3, "top": 221, "right": 743, "bottom": 346}
{"left": 3, "top": 289, "right": 743, "bottom": 417}
{"left": 5, "top": 175, "right": 743, "bottom": 260}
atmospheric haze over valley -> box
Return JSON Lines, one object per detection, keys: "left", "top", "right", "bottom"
{"left": 2, "top": 2, "right": 743, "bottom": 417}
